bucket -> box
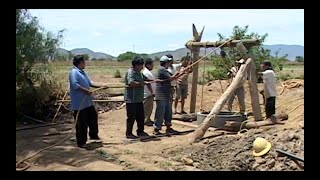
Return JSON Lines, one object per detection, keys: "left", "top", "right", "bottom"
{"left": 196, "top": 111, "right": 246, "bottom": 128}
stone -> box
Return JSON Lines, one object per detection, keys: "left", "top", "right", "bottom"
{"left": 267, "top": 159, "right": 276, "bottom": 169}
{"left": 256, "top": 157, "right": 266, "bottom": 164}
{"left": 181, "top": 157, "right": 194, "bottom": 166}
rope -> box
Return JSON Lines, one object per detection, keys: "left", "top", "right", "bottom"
{"left": 287, "top": 103, "right": 304, "bottom": 115}
{"left": 183, "top": 39, "right": 232, "bottom": 72}
{"left": 237, "top": 119, "right": 258, "bottom": 138}
{"left": 200, "top": 42, "right": 208, "bottom": 111}
{"left": 16, "top": 86, "right": 107, "bottom": 171}
{"left": 279, "top": 79, "right": 304, "bottom": 95}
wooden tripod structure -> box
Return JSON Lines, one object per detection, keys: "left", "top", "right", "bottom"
{"left": 185, "top": 24, "right": 263, "bottom": 143}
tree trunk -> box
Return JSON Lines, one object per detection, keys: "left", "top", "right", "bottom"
{"left": 189, "top": 24, "right": 204, "bottom": 113}
{"left": 185, "top": 39, "right": 260, "bottom": 49}
{"left": 248, "top": 61, "right": 263, "bottom": 121}
{"left": 189, "top": 58, "right": 253, "bottom": 143}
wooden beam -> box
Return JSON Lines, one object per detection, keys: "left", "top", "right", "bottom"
{"left": 57, "top": 99, "right": 124, "bottom": 103}
{"left": 236, "top": 42, "right": 263, "bottom": 121}
{"left": 189, "top": 24, "right": 204, "bottom": 113}
{"left": 189, "top": 58, "right": 253, "bottom": 143}
{"left": 185, "top": 39, "right": 260, "bottom": 49}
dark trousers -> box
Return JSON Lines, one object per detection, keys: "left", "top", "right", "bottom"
{"left": 265, "top": 97, "right": 276, "bottom": 118}
{"left": 126, "top": 103, "right": 144, "bottom": 135}
{"left": 73, "top": 106, "right": 98, "bottom": 145}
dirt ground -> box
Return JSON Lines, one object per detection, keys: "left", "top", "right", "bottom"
{"left": 16, "top": 79, "right": 304, "bottom": 171}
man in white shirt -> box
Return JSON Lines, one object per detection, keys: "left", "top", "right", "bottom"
{"left": 166, "top": 54, "right": 182, "bottom": 112}
{"left": 259, "top": 60, "right": 277, "bottom": 118}
{"left": 142, "top": 58, "right": 156, "bottom": 126}
{"left": 227, "top": 59, "right": 246, "bottom": 114}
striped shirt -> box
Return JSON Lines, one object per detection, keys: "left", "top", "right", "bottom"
{"left": 155, "top": 66, "right": 172, "bottom": 101}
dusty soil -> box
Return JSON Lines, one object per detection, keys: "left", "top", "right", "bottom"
{"left": 16, "top": 79, "right": 304, "bottom": 171}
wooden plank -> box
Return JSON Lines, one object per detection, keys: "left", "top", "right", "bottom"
{"left": 185, "top": 39, "right": 260, "bottom": 49}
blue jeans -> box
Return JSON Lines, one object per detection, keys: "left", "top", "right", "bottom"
{"left": 153, "top": 100, "right": 172, "bottom": 130}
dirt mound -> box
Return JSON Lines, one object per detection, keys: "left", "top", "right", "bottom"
{"left": 93, "top": 93, "right": 123, "bottom": 113}
{"left": 168, "top": 127, "right": 304, "bottom": 171}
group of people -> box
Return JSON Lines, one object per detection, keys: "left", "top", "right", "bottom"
{"left": 69, "top": 53, "right": 277, "bottom": 148}
{"left": 124, "top": 54, "right": 192, "bottom": 138}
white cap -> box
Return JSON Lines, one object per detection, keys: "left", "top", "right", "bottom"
{"left": 159, "top": 55, "right": 172, "bottom": 62}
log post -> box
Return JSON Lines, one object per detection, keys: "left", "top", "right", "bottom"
{"left": 185, "top": 39, "right": 260, "bottom": 48}
{"left": 236, "top": 42, "right": 263, "bottom": 121}
{"left": 189, "top": 58, "right": 253, "bottom": 143}
{"left": 187, "top": 24, "right": 204, "bottom": 113}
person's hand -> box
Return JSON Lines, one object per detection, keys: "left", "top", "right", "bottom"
{"left": 257, "top": 72, "right": 263, "bottom": 75}
{"left": 85, "top": 90, "right": 92, "bottom": 96}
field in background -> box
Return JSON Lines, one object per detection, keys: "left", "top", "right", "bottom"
{"left": 49, "top": 60, "right": 304, "bottom": 91}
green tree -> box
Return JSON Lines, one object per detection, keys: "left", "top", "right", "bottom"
{"left": 217, "top": 25, "right": 269, "bottom": 70}
{"left": 16, "top": 9, "right": 64, "bottom": 86}
{"left": 16, "top": 9, "right": 64, "bottom": 120}
{"left": 117, "top": 51, "right": 150, "bottom": 61}
{"left": 83, "top": 54, "right": 90, "bottom": 60}
{"left": 295, "top": 56, "right": 304, "bottom": 62}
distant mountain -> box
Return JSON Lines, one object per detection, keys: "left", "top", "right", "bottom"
{"left": 56, "top": 44, "right": 303, "bottom": 61}
{"left": 149, "top": 44, "right": 303, "bottom": 61}
{"left": 262, "top": 44, "right": 304, "bottom": 60}
{"left": 55, "top": 48, "right": 115, "bottom": 60}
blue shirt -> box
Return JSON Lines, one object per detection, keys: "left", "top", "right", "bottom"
{"left": 69, "top": 66, "right": 93, "bottom": 111}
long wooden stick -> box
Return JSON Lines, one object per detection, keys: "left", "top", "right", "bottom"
{"left": 56, "top": 99, "right": 124, "bottom": 102}
{"left": 52, "top": 91, "right": 68, "bottom": 123}
{"left": 189, "top": 58, "right": 253, "bottom": 143}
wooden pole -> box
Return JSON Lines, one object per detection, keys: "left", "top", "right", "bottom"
{"left": 189, "top": 58, "right": 253, "bottom": 143}
{"left": 56, "top": 99, "right": 124, "bottom": 103}
{"left": 236, "top": 42, "right": 263, "bottom": 121}
{"left": 189, "top": 24, "right": 204, "bottom": 113}
{"left": 185, "top": 39, "right": 260, "bottom": 49}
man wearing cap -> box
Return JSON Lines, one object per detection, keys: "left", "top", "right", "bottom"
{"left": 153, "top": 55, "right": 183, "bottom": 135}
{"left": 166, "top": 54, "right": 182, "bottom": 109}
{"left": 259, "top": 60, "right": 277, "bottom": 118}
{"left": 226, "top": 59, "right": 246, "bottom": 114}
{"left": 142, "top": 58, "right": 156, "bottom": 126}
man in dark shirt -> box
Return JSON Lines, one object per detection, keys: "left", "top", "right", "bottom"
{"left": 153, "top": 55, "right": 184, "bottom": 135}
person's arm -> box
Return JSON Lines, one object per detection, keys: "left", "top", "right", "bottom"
{"left": 70, "top": 71, "right": 91, "bottom": 96}
{"left": 142, "top": 73, "right": 154, "bottom": 94}
{"left": 127, "top": 70, "right": 144, "bottom": 88}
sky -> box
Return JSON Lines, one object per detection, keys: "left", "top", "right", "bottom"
{"left": 29, "top": 9, "right": 304, "bottom": 57}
